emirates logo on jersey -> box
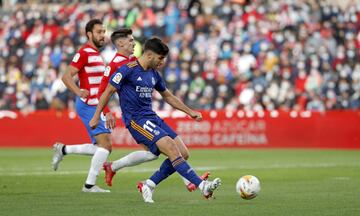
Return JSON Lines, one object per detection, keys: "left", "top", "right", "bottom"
{"left": 136, "top": 86, "right": 153, "bottom": 98}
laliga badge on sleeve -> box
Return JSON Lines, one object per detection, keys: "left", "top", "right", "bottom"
{"left": 104, "top": 66, "right": 111, "bottom": 77}
{"left": 72, "top": 53, "right": 80, "bottom": 62}
{"left": 112, "top": 73, "right": 122, "bottom": 84}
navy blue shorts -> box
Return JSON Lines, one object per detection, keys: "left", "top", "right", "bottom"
{"left": 75, "top": 97, "right": 111, "bottom": 144}
{"left": 127, "top": 115, "right": 177, "bottom": 156}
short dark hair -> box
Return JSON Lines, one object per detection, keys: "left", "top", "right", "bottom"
{"left": 144, "top": 37, "right": 169, "bottom": 56}
{"left": 85, "top": 19, "right": 103, "bottom": 38}
{"left": 111, "top": 28, "right": 133, "bottom": 44}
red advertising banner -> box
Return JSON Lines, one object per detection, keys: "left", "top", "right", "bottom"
{"left": 0, "top": 110, "right": 359, "bottom": 149}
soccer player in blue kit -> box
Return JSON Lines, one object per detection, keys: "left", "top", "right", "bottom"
{"left": 89, "top": 37, "right": 221, "bottom": 203}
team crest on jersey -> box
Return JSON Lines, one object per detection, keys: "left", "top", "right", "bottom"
{"left": 152, "top": 77, "right": 155, "bottom": 85}
{"left": 153, "top": 130, "right": 160, "bottom": 136}
{"left": 112, "top": 73, "right": 122, "bottom": 84}
{"left": 104, "top": 66, "right": 111, "bottom": 77}
{"left": 72, "top": 53, "right": 80, "bottom": 63}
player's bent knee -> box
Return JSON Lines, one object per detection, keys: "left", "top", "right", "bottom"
{"left": 167, "top": 140, "right": 179, "bottom": 154}
{"left": 98, "top": 143, "right": 112, "bottom": 152}
{"left": 174, "top": 136, "right": 189, "bottom": 159}
{"left": 106, "top": 145, "right": 112, "bottom": 152}
{"left": 179, "top": 147, "right": 189, "bottom": 160}
{"left": 157, "top": 136, "right": 180, "bottom": 159}
{"left": 182, "top": 151, "right": 189, "bottom": 160}
{"left": 95, "top": 134, "right": 112, "bottom": 152}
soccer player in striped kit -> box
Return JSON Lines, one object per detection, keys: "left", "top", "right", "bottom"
{"left": 54, "top": 19, "right": 111, "bottom": 192}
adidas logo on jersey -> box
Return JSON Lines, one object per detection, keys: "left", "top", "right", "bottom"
{"left": 137, "top": 77, "right": 142, "bottom": 81}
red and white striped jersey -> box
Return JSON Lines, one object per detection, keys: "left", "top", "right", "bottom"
{"left": 70, "top": 44, "right": 105, "bottom": 106}
{"left": 98, "top": 52, "right": 137, "bottom": 113}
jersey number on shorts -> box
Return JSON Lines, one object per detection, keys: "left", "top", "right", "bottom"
{"left": 143, "top": 120, "right": 156, "bottom": 133}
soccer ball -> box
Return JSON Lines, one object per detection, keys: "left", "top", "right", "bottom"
{"left": 236, "top": 175, "right": 261, "bottom": 200}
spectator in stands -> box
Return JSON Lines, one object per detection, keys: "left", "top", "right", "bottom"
{"left": 0, "top": 0, "right": 359, "bottom": 112}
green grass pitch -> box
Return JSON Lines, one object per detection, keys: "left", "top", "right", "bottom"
{"left": 0, "top": 148, "right": 359, "bottom": 216}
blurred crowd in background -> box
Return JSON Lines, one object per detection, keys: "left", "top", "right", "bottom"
{"left": 0, "top": 0, "right": 359, "bottom": 113}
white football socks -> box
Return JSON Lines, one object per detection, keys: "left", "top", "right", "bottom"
{"left": 85, "top": 147, "right": 109, "bottom": 185}
{"left": 65, "top": 144, "right": 97, "bottom": 155}
{"left": 198, "top": 181, "right": 206, "bottom": 191}
{"left": 111, "top": 151, "right": 158, "bottom": 171}
{"left": 145, "top": 179, "right": 156, "bottom": 189}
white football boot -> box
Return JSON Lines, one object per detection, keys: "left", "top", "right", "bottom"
{"left": 82, "top": 185, "right": 110, "bottom": 193}
{"left": 200, "top": 178, "right": 222, "bottom": 199}
{"left": 137, "top": 182, "right": 154, "bottom": 203}
{"left": 52, "top": 142, "right": 64, "bottom": 171}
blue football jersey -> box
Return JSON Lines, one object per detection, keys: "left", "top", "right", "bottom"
{"left": 109, "top": 61, "right": 167, "bottom": 126}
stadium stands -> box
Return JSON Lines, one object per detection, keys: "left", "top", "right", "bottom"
{"left": 0, "top": 0, "right": 359, "bottom": 112}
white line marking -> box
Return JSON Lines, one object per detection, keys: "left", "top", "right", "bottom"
{"left": 330, "top": 177, "right": 350, "bottom": 180}
{"left": 0, "top": 163, "right": 359, "bottom": 176}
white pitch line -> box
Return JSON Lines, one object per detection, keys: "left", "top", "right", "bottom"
{"left": 330, "top": 177, "right": 351, "bottom": 180}
{"left": 0, "top": 167, "right": 223, "bottom": 176}
{"left": 0, "top": 163, "right": 359, "bottom": 176}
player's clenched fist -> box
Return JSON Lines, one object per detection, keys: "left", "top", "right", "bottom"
{"left": 190, "top": 111, "right": 202, "bottom": 121}
{"left": 78, "top": 89, "right": 89, "bottom": 99}
{"left": 105, "top": 113, "right": 116, "bottom": 129}
{"left": 89, "top": 116, "right": 99, "bottom": 129}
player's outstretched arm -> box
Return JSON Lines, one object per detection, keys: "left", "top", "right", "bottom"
{"left": 61, "top": 66, "right": 89, "bottom": 98}
{"left": 159, "top": 89, "right": 202, "bottom": 121}
{"left": 89, "top": 84, "right": 117, "bottom": 129}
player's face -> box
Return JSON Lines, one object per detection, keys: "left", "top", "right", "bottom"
{"left": 123, "top": 35, "right": 135, "bottom": 54}
{"left": 149, "top": 52, "right": 166, "bottom": 69}
{"left": 118, "top": 35, "right": 135, "bottom": 55}
{"left": 90, "top": 24, "right": 106, "bottom": 49}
